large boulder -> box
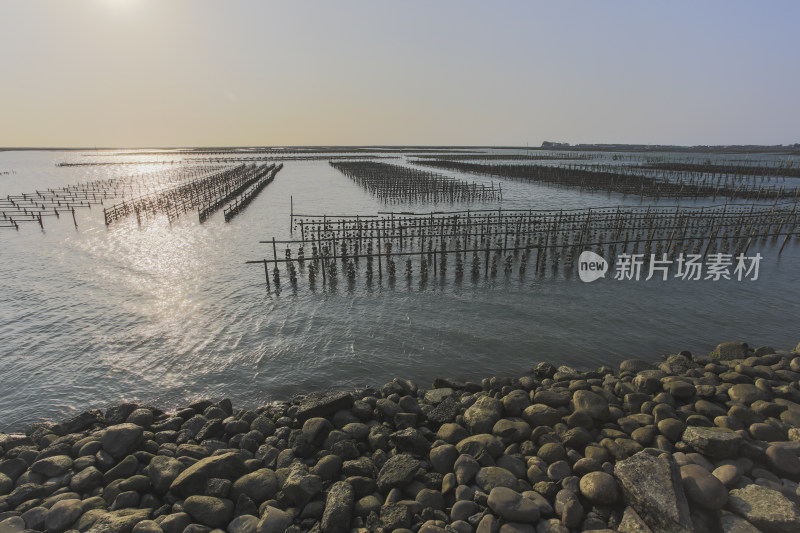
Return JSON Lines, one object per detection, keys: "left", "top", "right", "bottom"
{"left": 145, "top": 456, "right": 186, "bottom": 495}
{"left": 169, "top": 452, "right": 247, "bottom": 497}
{"left": 614, "top": 452, "right": 692, "bottom": 533}
{"left": 30, "top": 455, "right": 72, "bottom": 477}
{"left": 464, "top": 396, "right": 503, "bottom": 434}
{"left": 101, "top": 424, "right": 143, "bottom": 459}
{"left": 377, "top": 454, "right": 419, "bottom": 492}
{"left": 282, "top": 467, "right": 322, "bottom": 508}
{"left": 682, "top": 427, "right": 742, "bottom": 459}
{"left": 296, "top": 391, "right": 354, "bottom": 422}
{"left": 727, "top": 484, "right": 800, "bottom": 533}
{"left": 679, "top": 464, "right": 727, "bottom": 510}
{"left": 572, "top": 390, "right": 610, "bottom": 422}
{"left": 715, "top": 342, "right": 748, "bottom": 361}
{"left": 321, "top": 480, "right": 354, "bottom": 533}
{"left": 579, "top": 471, "right": 619, "bottom": 506}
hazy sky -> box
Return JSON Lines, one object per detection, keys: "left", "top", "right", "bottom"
{"left": 1, "top": 1, "right": 798, "bottom": 147}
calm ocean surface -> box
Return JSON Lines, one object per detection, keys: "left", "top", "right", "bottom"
{"left": 1, "top": 149, "right": 798, "bottom": 432}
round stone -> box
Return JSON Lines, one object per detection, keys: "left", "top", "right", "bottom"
{"left": 712, "top": 464, "right": 742, "bottom": 487}
{"left": 680, "top": 464, "right": 728, "bottom": 510}
{"left": 487, "top": 487, "right": 540, "bottom": 523}
{"left": 537, "top": 442, "right": 566, "bottom": 464}
{"left": 579, "top": 471, "right": 619, "bottom": 505}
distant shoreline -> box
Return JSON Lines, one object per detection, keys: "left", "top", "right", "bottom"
{"left": 2, "top": 144, "right": 800, "bottom": 154}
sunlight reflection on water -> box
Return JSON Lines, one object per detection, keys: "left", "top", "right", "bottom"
{"left": 0, "top": 150, "right": 799, "bottom": 430}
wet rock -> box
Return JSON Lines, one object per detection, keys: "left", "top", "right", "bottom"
{"left": 487, "top": 486, "right": 540, "bottom": 523}
{"left": 716, "top": 342, "right": 748, "bottom": 361}
{"left": 613, "top": 451, "right": 692, "bottom": 533}
{"left": 296, "top": 391, "right": 354, "bottom": 422}
{"left": 727, "top": 484, "right": 800, "bottom": 533}
{"left": 127, "top": 408, "right": 154, "bottom": 427}
{"left": 53, "top": 410, "right": 103, "bottom": 435}
{"left": 101, "top": 423, "right": 144, "bottom": 460}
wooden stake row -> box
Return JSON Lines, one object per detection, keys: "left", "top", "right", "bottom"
{"left": 413, "top": 160, "right": 800, "bottom": 200}
{"left": 104, "top": 163, "right": 280, "bottom": 225}
{"left": 249, "top": 202, "right": 799, "bottom": 293}
{"left": 330, "top": 161, "right": 502, "bottom": 203}
{"left": 1, "top": 165, "right": 223, "bottom": 230}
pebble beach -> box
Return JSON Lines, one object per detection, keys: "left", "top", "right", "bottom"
{"left": 2, "top": 340, "right": 800, "bottom": 533}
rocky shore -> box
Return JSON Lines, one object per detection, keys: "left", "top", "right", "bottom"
{"left": 3, "top": 341, "right": 800, "bottom": 533}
